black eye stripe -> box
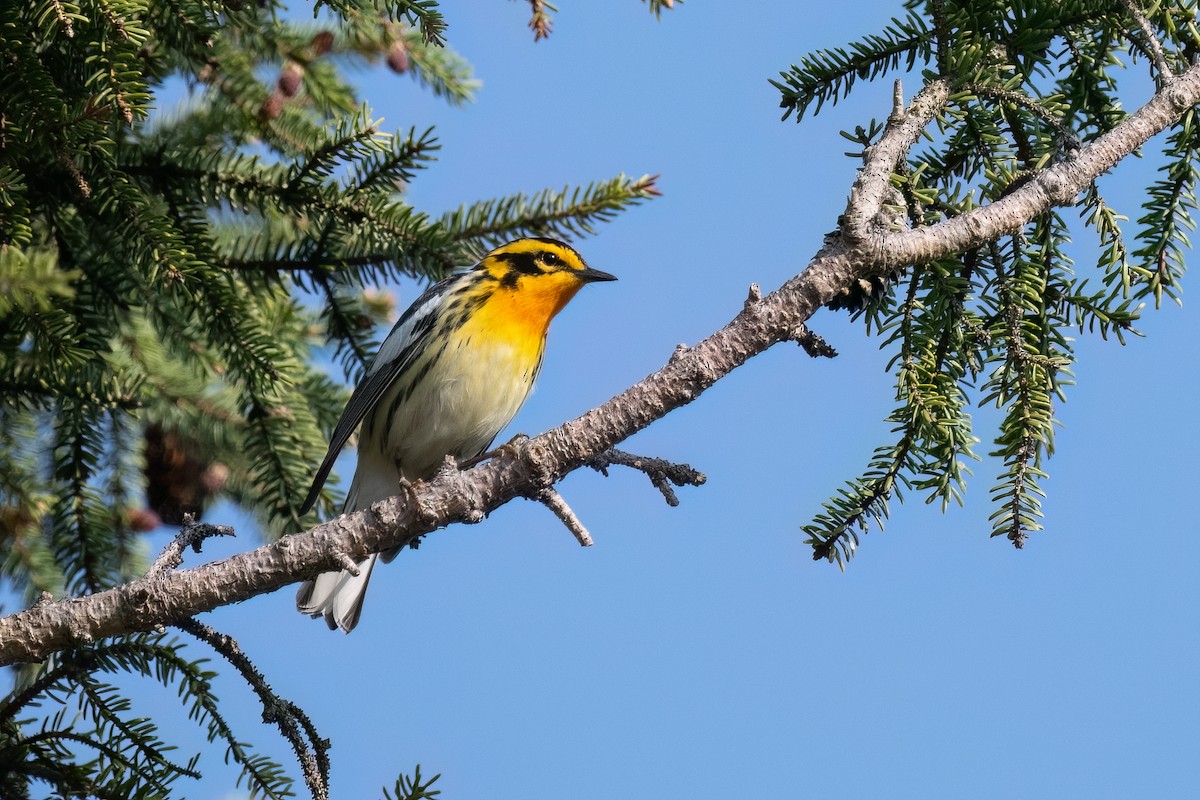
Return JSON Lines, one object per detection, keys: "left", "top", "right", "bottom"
{"left": 495, "top": 251, "right": 543, "bottom": 275}
{"left": 493, "top": 243, "right": 584, "bottom": 278}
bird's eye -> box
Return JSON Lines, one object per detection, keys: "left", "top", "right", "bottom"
{"left": 540, "top": 251, "right": 561, "bottom": 267}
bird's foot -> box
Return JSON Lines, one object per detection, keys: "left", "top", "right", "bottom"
{"left": 459, "top": 433, "right": 530, "bottom": 469}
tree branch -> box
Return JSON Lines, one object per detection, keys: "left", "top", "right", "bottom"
{"left": 843, "top": 79, "right": 950, "bottom": 242}
{"left": 878, "top": 62, "right": 1200, "bottom": 269}
{"left": 3, "top": 61, "right": 1199, "bottom": 665}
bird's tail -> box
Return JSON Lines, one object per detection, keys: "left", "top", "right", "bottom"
{"left": 296, "top": 456, "right": 397, "bottom": 633}
{"left": 297, "top": 553, "right": 379, "bottom": 633}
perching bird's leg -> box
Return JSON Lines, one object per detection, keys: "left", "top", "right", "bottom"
{"left": 458, "top": 433, "right": 531, "bottom": 470}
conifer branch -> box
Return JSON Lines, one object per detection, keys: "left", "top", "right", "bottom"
{"left": 1117, "top": 0, "right": 1174, "bottom": 84}
{"left": 175, "top": 619, "right": 331, "bottom": 800}
{"left": 878, "top": 62, "right": 1200, "bottom": 271}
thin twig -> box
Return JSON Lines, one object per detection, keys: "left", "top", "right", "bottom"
{"left": 535, "top": 487, "right": 592, "bottom": 546}
{"left": 588, "top": 448, "right": 706, "bottom": 507}
{"left": 1118, "top": 0, "right": 1174, "bottom": 84}
{"left": 962, "top": 83, "right": 1081, "bottom": 150}
{"left": 147, "top": 515, "right": 235, "bottom": 576}
{"left": 175, "top": 618, "right": 331, "bottom": 800}
{"left": 332, "top": 551, "right": 361, "bottom": 575}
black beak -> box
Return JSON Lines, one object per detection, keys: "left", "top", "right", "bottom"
{"left": 576, "top": 267, "right": 617, "bottom": 283}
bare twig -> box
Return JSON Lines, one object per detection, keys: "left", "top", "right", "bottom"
{"left": 176, "top": 618, "right": 331, "bottom": 800}
{"left": 842, "top": 79, "right": 950, "bottom": 243}
{"left": 1118, "top": 0, "right": 1174, "bottom": 84}
{"left": 147, "top": 515, "right": 235, "bottom": 576}
{"left": 535, "top": 487, "right": 593, "bottom": 546}
{"left": 588, "top": 448, "right": 706, "bottom": 507}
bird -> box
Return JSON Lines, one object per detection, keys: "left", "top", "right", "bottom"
{"left": 296, "top": 237, "right": 616, "bottom": 632}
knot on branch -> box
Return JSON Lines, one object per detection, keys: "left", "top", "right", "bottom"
{"left": 1168, "top": 84, "right": 1192, "bottom": 111}
{"left": 1039, "top": 171, "right": 1073, "bottom": 205}
{"left": 515, "top": 437, "right": 556, "bottom": 489}
{"left": 745, "top": 283, "right": 762, "bottom": 307}
{"left": 124, "top": 583, "right": 156, "bottom": 625}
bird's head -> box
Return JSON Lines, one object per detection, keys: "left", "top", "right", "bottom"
{"left": 479, "top": 237, "right": 616, "bottom": 319}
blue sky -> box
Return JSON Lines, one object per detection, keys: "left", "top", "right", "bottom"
{"left": 127, "top": 2, "right": 1198, "bottom": 798}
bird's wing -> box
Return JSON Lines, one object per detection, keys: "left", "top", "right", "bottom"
{"left": 298, "top": 279, "right": 449, "bottom": 515}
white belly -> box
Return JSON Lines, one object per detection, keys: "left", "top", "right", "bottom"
{"left": 367, "top": 335, "right": 538, "bottom": 483}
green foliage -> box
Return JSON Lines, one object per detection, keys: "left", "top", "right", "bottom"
{"left": 440, "top": 173, "right": 662, "bottom": 258}
{"left": 0, "top": 0, "right": 658, "bottom": 795}
{"left": 783, "top": 0, "right": 1196, "bottom": 563}
{"left": 772, "top": 10, "right": 933, "bottom": 121}
{"left": 382, "top": 765, "right": 442, "bottom": 800}
{"left": 0, "top": 248, "right": 80, "bottom": 317}
{"left": 1131, "top": 105, "right": 1200, "bottom": 307}
{"left": 0, "top": 634, "right": 298, "bottom": 798}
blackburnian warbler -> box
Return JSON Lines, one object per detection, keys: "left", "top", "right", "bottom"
{"left": 297, "top": 237, "right": 615, "bottom": 632}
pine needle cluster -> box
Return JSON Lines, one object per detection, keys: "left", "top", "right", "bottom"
{"left": 774, "top": 0, "right": 1198, "bottom": 565}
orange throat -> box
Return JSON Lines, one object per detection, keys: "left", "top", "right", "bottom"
{"left": 465, "top": 273, "right": 585, "bottom": 347}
